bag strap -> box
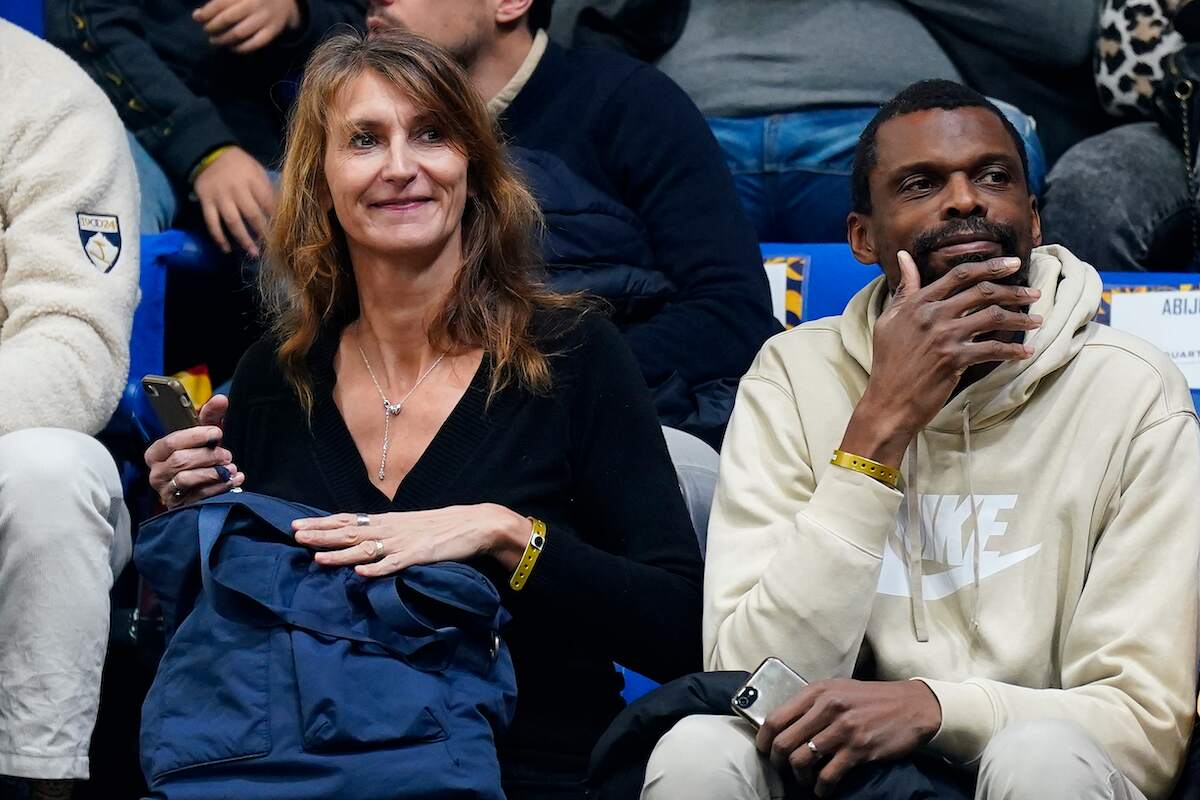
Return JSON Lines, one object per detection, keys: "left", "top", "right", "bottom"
{"left": 194, "top": 491, "right": 319, "bottom": 537}
{"left": 1155, "top": 51, "right": 1200, "bottom": 256}
{"left": 197, "top": 503, "right": 235, "bottom": 598}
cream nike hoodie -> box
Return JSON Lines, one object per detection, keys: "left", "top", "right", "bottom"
{"left": 705, "top": 245, "right": 1200, "bottom": 798}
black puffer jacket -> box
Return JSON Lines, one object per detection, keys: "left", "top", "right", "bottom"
{"left": 511, "top": 146, "right": 749, "bottom": 447}
{"left": 586, "top": 670, "right": 749, "bottom": 800}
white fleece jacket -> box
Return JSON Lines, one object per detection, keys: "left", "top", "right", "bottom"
{"left": 0, "top": 20, "right": 139, "bottom": 436}
{"left": 706, "top": 246, "right": 1200, "bottom": 798}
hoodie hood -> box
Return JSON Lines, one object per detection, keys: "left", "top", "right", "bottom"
{"left": 840, "top": 244, "right": 1103, "bottom": 430}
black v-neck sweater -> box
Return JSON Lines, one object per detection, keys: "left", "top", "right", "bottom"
{"left": 221, "top": 311, "right": 703, "bottom": 789}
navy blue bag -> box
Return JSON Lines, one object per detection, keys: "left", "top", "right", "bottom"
{"left": 134, "top": 492, "right": 517, "bottom": 799}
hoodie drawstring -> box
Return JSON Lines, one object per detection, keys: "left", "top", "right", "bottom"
{"left": 962, "top": 404, "right": 983, "bottom": 634}
{"left": 905, "top": 406, "right": 983, "bottom": 644}
{"left": 905, "top": 435, "right": 929, "bottom": 642}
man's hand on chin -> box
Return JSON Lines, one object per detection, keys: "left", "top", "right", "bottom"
{"left": 755, "top": 678, "right": 943, "bottom": 798}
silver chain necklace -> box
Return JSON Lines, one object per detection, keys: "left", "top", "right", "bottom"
{"left": 356, "top": 338, "right": 447, "bottom": 482}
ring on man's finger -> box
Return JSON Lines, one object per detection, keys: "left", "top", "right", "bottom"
{"left": 369, "top": 539, "right": 385, "bottom": 559}
{"left": 169, "top": 477, "right": 182, "bottom": 500}
{"left": 807, "top": 740, "right": 822, "bottom": 758}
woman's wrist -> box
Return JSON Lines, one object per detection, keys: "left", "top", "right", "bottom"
{"left": 485, "top": 504, "right": 530, "bottom": 571}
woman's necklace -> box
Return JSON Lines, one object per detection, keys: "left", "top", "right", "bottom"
{"left": 356, "top": 337, "right": 447, "bottom": 482}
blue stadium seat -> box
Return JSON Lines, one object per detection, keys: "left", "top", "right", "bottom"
{"left": 104, "top": 230, "right": 222, "bottom": 443}
{"left": 0, "top": 0, "right": 44, "bottom": 36}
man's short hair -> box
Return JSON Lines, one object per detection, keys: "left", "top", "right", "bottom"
{"left": 527, "top": 0, "right": 553, "bottom": 31}
{"left": 850, "top": 79, "right": 1030, "bottom": 215}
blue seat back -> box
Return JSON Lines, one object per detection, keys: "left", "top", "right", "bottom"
{"left": 0, "top": 0, "right": 44, "bottom": 36}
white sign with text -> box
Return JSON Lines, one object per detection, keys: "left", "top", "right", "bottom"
{"left": 1109, "top": 290, "right": 1200, "bottom": 389}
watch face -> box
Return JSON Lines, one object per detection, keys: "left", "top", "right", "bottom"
{"left": 531, "top": 534, "right": 546, "bottom": 550}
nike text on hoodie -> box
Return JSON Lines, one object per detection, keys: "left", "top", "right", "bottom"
{"left": 705, "top": 245, "right": 1200, "bottom": 798}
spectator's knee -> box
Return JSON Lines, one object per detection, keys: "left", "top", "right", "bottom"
{"left": 978, "top": 719, "right": 1121, "bottom": 800}
{"left": 642, "top": 714, "right": 777, "bottom": 800}
{"left": 0, "top": 427, "right": 117, "bottom": 494}
{"left": 1046, "top": 123, "right": 1180, "bottom": 218}
{"left": 0, "top": 428, "right": 125, "bottom": 555}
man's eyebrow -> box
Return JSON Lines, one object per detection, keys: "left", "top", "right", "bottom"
{"left": 887, "top": 152, "right": 1020, "bottom": 180}
{"left": 887, "top": 160, "right": 942, "bottom": 179}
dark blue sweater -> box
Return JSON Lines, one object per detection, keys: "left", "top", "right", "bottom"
{"left": 500, "top": 42, "right": 778, "bottom": 447}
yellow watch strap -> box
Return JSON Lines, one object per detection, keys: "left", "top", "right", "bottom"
{"left": 509, "top": 517, "right": 547, "bottom": 592}
{"left": 830, "top": 449, "right": 901, "bottom": 489}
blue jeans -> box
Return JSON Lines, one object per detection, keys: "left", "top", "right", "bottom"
{"left": 709, "top": 101, "right": 1047, "bottom": 244}
{"left": 127, "top": 132, "right": 179, "bottom": 236}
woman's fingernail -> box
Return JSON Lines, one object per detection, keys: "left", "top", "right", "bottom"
{"left": 205, "top": 437, "right": 219, "bottom": 449}
{"left": 214, "top": 465, "right": 231, "bottom": 482}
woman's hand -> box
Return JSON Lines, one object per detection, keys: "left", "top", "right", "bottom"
{"left": 145, "top": 395, "right": 245, "bottom": 508}
{"left": 292, "top": 504, "right": 531, "bottom": 578}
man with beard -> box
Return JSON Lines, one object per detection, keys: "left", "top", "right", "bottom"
{"left": 640, "top": 80, "right": 1200, "bottom": 800}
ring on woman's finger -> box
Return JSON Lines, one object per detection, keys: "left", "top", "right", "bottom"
{"left": 356, "top": 513, "right": 370, "bottom": 527}
{"left": 806, "top": 740, "right": 823, "bottom": 758}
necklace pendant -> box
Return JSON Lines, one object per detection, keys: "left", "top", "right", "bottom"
{"left": 384, "top": 400, "right": 403, "bottom": 416}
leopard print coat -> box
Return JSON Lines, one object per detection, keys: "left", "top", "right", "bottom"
{"left": 1096, "top": 0, "right": 1186, "bottom": 117}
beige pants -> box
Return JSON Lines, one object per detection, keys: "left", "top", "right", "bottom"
{"left": 641, "top": 715, "right": 1147, "bottom": 800}
{"left": 0, "top": 429, "right": 130, "bottom": 780}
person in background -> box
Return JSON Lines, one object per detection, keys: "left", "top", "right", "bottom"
{"left": 585, "top": 0, "right": 1101, "bottom": 244}
{"left": 365, "top": 0, "right": 777, "bottom": 448}
{"left": 46, "top": 0, "right": 366, "bottom": 252}
{"left": 142, "top": 30, "right": 702, "bottom": 799}
{"left": 1041, "top": 0, "right": 1198, "bottom": 271}
{"left": 642, "top": 80, "right": 1199, "bottom": 800}
{"left": 0, "top": 19, "right": 140, "bottom": 800}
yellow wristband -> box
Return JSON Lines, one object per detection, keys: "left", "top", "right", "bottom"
{"left": 189, "top": 145, "right": 234, "bottom": 184}
{"left": 830, "top": 449, "right": 901, "bottom": 489}
{"left": 509, "top": 517, "right": 547, "bottom": 592}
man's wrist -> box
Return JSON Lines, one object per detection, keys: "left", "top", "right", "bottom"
{"left": 839, "top": 393, "right": 917, "bottom": 469}
{"left": 908, "top": 679, "right": 943, "bottom": 744}
{"left": 189, "top": 145, "right": 234, "bottom": 185}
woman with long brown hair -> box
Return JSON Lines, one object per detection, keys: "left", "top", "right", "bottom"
{"left": 143, "top": 29, "right": 702, "bottom": 798}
